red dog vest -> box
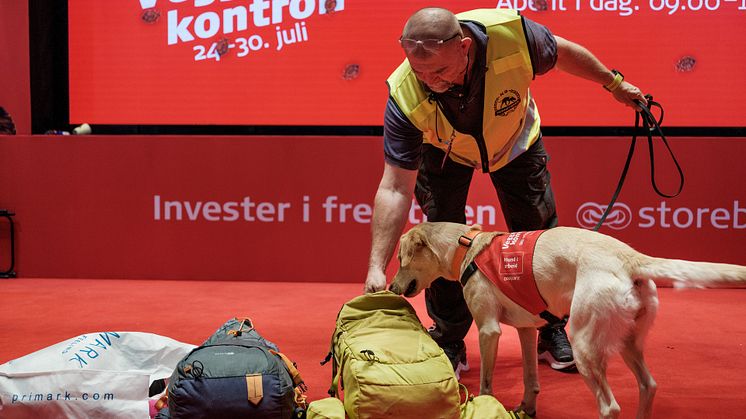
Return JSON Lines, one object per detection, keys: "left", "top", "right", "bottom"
{"left": 473, "top": 230, "right": 547, "bottom": 315}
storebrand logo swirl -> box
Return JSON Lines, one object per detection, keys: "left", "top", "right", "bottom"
{"left": 576, "top": 202, "right": 632, "bottom": 230}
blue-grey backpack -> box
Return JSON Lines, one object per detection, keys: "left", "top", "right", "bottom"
{"left": 162, "top": 317, "right": 307, "bottom": 419}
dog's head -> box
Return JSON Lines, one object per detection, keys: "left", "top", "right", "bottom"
{"left": 389, "top": 224, "right": 446, "bottom": 297}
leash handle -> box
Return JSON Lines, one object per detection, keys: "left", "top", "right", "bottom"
{"left": 593, "top": 95, "right": 684, "bottom": 231}
{"left": 637, "top": 96, "right": 684, "bottom": 198}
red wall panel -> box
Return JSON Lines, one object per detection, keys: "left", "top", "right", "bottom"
{"left": 0, "top": 135, "right": 743, "bottom": 282}
{"left": 0, "top": 1, "right": 31, "bottom": 134}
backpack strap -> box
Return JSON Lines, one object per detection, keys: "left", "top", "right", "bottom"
{"left": 294, "top": 388, "right": 308, "bottom": 410}
{"left": 155, "top": 393, "right": 168, "bottom": 411}
{"left": 228, "top": 317, "right": 254, "bottom": 336}
{"left": 328, "top": 357, "right": 343, "bottom": 398}
{"left": 270, "top": 349, "right": 308, "bottom": 393}
{"left": 246, "top": 374, "right": 264, "bottom": 405}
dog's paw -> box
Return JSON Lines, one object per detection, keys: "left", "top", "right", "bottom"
{"left": 512, "top": 402, "right": 536, "bottom": 419}
{"left": 510, "top": 410, "right": 535, "bottom": 419}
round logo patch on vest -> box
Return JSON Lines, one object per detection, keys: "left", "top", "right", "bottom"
{"left": 494, "top": 89, "right": 521, "bottom": 117}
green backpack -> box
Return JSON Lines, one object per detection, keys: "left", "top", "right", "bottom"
{"left": 306, "top": 397, "right": 345, "bottom": 419}
{"left": 322, "top": 291, "right": 461, "bottom": 419}
{"left": 458, "top": 385, "right": 533, "bottom": 419}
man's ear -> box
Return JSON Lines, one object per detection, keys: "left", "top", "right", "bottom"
{"left": 459, "top": 36, "right": 473, "bottom": 54}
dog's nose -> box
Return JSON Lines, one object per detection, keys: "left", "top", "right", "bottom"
{"left": 388, "top": 282, "right": 400, "bottom": 295}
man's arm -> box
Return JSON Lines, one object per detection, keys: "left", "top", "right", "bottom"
{"left": 554, "top": 35, "right": 647, "bottom": 110}
{"left": 364, "top": 162, "right": 418, "bottom": 293}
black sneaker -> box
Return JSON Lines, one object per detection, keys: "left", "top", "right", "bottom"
{"left": 537, "top": 323, "right": 576, "bottom": 372}
{"left": 441, "top": 341, "right": 469, "bottom": 380}
{"left": 427, "top": 323, "right": 442, "bottom": 341}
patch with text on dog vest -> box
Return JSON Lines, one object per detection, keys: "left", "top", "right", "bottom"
{"left": 474, "top": 230, "right": 547, "bottom": 315}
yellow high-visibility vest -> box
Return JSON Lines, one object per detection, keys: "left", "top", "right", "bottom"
{"left": 387, "top": 9, "right": 542, "bottom": 172}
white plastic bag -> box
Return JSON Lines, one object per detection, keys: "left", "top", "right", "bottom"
{"left": 0, "top": 331, "right": 195, "bottom": 419}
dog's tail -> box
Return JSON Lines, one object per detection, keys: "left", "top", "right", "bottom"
{"left": 635, "top": 256, "right": 746, "bottom": 289}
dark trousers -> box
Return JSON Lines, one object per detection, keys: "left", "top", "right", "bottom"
{"left": 415, "top": 138, "right": 558, "bottom": 347}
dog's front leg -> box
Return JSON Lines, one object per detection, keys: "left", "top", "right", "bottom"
{"left": 464, "top": 279, "right": 501, "bottom": 396}
{"left": 516, "top": 327, "right": 539, "bottom": 416}
{"left": 476, "top": 318, "right": 501, "bottom": 395}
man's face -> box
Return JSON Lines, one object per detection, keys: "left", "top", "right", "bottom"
{"left": 406, "top": 38, "right": 469, "bottom": 94}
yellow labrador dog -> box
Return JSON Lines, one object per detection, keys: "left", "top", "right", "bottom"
{"left": 389, "top": 222, "right": 746, "bottom": 419}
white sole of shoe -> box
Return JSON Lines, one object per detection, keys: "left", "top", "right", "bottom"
{"left": 538, "top": 351, "right": 576, "bottom": 371}
{"left": 454, "top": 360, "right": 470, "bottom": 380}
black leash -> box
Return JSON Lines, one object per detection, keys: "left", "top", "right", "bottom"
{"left": 593, "top": 95, "right": 684, "bottom": 231}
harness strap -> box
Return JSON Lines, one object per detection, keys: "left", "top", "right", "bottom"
{"left": 450, "top": 229, "right": 482, "bottom": 279}
{"left": 460, "top": 261, "right": 479, "bottom": 286}
{"left": 539, "top": 310, "right": 563, "bottom": 325}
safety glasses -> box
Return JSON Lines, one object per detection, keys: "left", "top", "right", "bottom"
{"left": 399, "top": 32, "right": 462, "bottom": 54}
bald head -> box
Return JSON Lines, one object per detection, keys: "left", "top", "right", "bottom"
{"left": 402, "top": 7, "right": 461, "bottom": 41}
{"left": 398, "top": 7, "right": 472, "bottom": 92}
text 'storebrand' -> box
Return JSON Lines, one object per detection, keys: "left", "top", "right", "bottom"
{"left": 576, "top": 200, "right": 746, "bottom": 230}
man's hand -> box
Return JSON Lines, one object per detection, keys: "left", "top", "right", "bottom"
{"left": 364, "top": 268, "right": 387, "bottom": 293}
{"left": 612, "top": 81, "right": 648, "bottom": 111}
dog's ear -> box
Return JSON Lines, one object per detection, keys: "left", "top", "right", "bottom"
{"left": 409, "top": 229, "right": 428, "bottom": 247}
{"left": 400, "top": 229, "right": 429, "bottom": 266}
{"left": 469, "top": 224, "right": 483, "bottom": 231}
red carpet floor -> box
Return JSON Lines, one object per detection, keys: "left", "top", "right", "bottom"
{"left": 1, "top": 278, "right": 745, "bottom": 418}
